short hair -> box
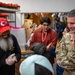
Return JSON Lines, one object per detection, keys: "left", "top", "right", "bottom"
{"left": 31, "top": 42, "right": 51, "bottom": 59}
{"left": 67, "top": 9, "right": 75, "bottom": 17}
{"left": 40, "top": 17, "right": 51, "bottom": 24}
{"left": 35, "top": 63, "right": 53, "bottom": 75}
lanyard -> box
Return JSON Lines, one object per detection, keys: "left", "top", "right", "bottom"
{"left": 42, "top": 32, "right": 47, "bottom": 43}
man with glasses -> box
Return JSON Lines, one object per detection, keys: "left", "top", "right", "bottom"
{"left": 30, "top": 17, "right": 58, "bottom": 65}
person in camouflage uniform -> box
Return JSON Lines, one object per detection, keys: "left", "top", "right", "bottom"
{"left": 56, "top": 9, "right": 75, "bottom": 75}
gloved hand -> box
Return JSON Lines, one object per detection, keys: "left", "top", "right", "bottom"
{"left": 5, "top": 53, "right": 17, "bottom": 65}
{"left": 12, "top": 55, "right": 17, "bottom": 62}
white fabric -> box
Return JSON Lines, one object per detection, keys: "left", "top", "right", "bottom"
{"left": 26, "top": 33, "right": 34, "bottom": 47}
{"left": 20, "top": 55, "right": 54, "bottom": 75}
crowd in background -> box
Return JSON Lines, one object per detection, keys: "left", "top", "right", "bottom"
{"left": 0, "top": 9, "right": 75, "bottom": 75}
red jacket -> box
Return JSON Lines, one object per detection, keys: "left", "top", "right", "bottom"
{"left": 30, "top": 28, "right": 58, "bottom": 48}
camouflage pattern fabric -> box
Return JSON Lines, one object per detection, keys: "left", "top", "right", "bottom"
{"left": 56, "top": 32, "right": 75, "bottom": 71}
{"left": 63, "top": 69, "right": 75, "bottom": 75}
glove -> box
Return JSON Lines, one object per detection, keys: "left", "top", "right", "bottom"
{"left": 12, "top": 56, "right": 17, "bottom": 62}
{"left": 5, "top": 53, "right": 17, "bottom": 65}
{"left": 8, "top": 53, "right": 17, "bottom": 62}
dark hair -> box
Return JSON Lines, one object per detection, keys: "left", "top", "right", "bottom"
{"left": 31, "top": 42, "right": 51, "bottom": 59}
{"left": 35, "top": 63, "right": 53, "bottom": 75}
{"left": 67, "top": 9, "right": 75, "bottom": 17}
{"left": 40, "top": 17, "right": 51, "bottom": 24}
{"left": 31, "top": 42, "right": 46, "bottom": 55}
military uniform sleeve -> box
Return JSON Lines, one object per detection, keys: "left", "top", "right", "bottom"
{"left": 56, "top": 34, "right": 75, "bottom": 69}
{"left": 56, "top": 36, "right": 68, "bottom": 66}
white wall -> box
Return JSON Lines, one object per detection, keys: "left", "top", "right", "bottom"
{"left": 0, "top": 0, "right": 75, "bottom": 12}
{"left": 1, "top": 0, "right": 75, "bottom": 27}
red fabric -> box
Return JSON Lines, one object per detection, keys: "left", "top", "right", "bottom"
{"left": 30, "top": 28, "right": 57, "bottom": 64}
{"left": 0, "top": 13, "right": 9, "bottom": 17}
{"left": 30, "top": 28, "right": 58, "bottom": 47}
{"left": 0, "top": 18, "right": 11, "bottom": 33}
{"left": 42, "top": 32, "right": 48, "bottom": 43}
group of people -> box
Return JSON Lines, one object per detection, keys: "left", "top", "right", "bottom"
{"left": 0, "top": 9, "right": 75, "bottom": 75}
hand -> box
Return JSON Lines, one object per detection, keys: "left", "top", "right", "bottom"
{"left": 46, "top": 43, "right": 54, "bottom": 51}
{"left": 5, "top": 54, "right": 17, "bottom": 65}
{"left": 12, "top": 56, "right": 17, "bottom": 62}
{"left": 6, "top": 57, "right": 15, "bottom": 65}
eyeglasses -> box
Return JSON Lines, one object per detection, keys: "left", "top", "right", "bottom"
{"left": 42, "top": 24, "right": 50, "bottom": 26}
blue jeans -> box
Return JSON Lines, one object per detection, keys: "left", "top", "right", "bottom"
{"left": 49, "top": 47, "right": 56, "bottom": 58}
{"left": 49, "top": 47, "right": 56, "bottom": 65}
{"left": 56, "top": 64, "right": 64, "bottom": 75}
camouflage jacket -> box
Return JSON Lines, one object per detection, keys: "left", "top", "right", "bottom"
{"left": 56, "top": 32, "right": 75, "bottom": 70}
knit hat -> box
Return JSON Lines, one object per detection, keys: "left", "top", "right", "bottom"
{"left": 19, "top": 55, "right": 54, "bottom": 75}
{"left": 31, "top": 42, "right": 51, "bottom": 59}
{"left": 31, "top": 42, "right": 46, "bottom": 55}
{"left": 0, "top": 18, "right": 11, "bottom": 33}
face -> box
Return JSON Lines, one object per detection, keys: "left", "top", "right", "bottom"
{"left": 0, "top": 30, "right": 10, "bottom": 39}
{"left": 67, "top": 17, "right": 75, "bottom": 33}
{"left": 42, "top": 22, "right": 50, "bottom": 32}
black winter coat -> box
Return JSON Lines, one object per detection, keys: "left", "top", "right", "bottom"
{"left": 0, "top": 34, "right": 21, "bottom": 75}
